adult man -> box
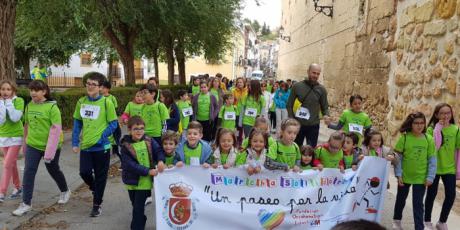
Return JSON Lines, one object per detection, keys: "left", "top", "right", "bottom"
{"left": 287, "top": 63, "right": 330, "bottom": 147}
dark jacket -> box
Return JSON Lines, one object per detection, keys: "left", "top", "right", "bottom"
{"left": 120, "top": 135, "right": 165, "bottom": 186}
{"left": 287, "top": 80, "right": 329, "bottom": 126}
{"left": 166, "top": 103, "right": 180, "bottom": 132}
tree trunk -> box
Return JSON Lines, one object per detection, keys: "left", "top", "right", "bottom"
{"left": 164, "top": 34, "right": 175, "bottom": 86}
{"left": 120, "top": 54, "right": 135, "bottom": 86}
{"left": 175, "top": 38, "right": 186, "bottom": 85}
{"left": 107, "top": 54, "right": 114, "bottom": 82}
{"left": 0, "top": 0, "right": 17, "bottom": 80}
{"left": 15, "top": 47, "right": 32, "bottom": 79}
{"left": 152, "top": 46, "right": 159, "bottom": 82}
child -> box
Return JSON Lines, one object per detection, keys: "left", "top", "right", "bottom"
{"left": 217, "top": 93, "right": 239, "bottom": 131}
{"left": 313, "top": 132, "right": 345, "bottom": 172}
{"left": 261, "top": 82, "right": 271, "bottom": 120}
{"left": 102, "top": 80, "right": 121, "bottom": 157}
{"left": 241, "top": 117, "right": 275, "bottom": 148}
{"left": 192, "top": 81, "right": 218, "bottom": 142}
{"left": 176, "top": 90, "right": 192, "bottom": 134}
{"left": 328, "top": 95, "right": 372, "bottom": 145}
{"left": 139, "top": 84, "right": 169, "bottom": 145}
{"left": 300, "top": 145, "right": 315, "bottom": 170}
{"left": 0, "top": 80, "right": 23, "bottom": 202}
{"left": 269, "top": 82, "right": 278, "bottom": 133}
{"left": 174, "top": 121, "right": 212, "bottom": 167}
{"left": 189, "top": 76, "right": 201, "bottom": 96}
{"left": 424, "top": 103, "right": 460, "bottom": 230}
{"left": 211, "top": 128, "right": 238, "bottom": 169}
{"left": 121, "top": 90, "right": 144, "bottom": 125}
{"left": 239, "top": 79, "right": 265, "bottom": 137}
{"left": 160, "top": 89, "right": 180, "bottom": 132}
{"left": 72, "top": 72, "right": 118, "bottom": 217}
{"left": 274, "top": 81, "right": 290, "bottom": 134}
{"left": 13, "top": 80, "right": 70, "bottom": 216}
{"left": 392, "top": 112, "right": 436, "bottom": 230}
{"left": 161, "top": 130, "right": 179, "bottom": 168}
{"left": 342, "top": 132, "right": 361, "bottom": 170}
{"left": 360, "top": 130, "right": 398, "bottom": 165}
{"left": 120, "top": 116, "right": 158, "bottom": 230}
{"left": 265, "top": 118, "right": 301, "bottom": 172}
{"left": 236, "top": 129, "right": 269, "bottom": 175}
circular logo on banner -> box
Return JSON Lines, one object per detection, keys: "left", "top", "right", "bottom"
{"left": 162, "top": 182, "right": 198, "bottom": 229}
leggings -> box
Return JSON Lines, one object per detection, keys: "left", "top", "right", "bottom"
{"left": 0, "top": 146, "right": 21, "bottom": 194}
{"left": 424, "top": 174, "right": 456, "bottom": 223}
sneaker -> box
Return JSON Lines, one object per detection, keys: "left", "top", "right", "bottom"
{"left": 12, "top": 203, "right": 32, "bottom": 216}
{"left": 89, "top": 205, "right": 102, "bottom": 217}
{"left": 436, "top": 222, "right": 448, "bottom": 230}
{"left": 424, "top": 222, "right": 434, "bottom": 230}
{"left": 58, "top": 190, "right": 71, "bottom": 204}
{"left": 392, "top": 220, "right": 403, "bottom": 230}
{"left": 145, "top": 196, "right": 153, "bottom": 206}
{"left": 8, "top": 188, "right": 22, "bottom": 199}
{"left": 0, "top": 194, "right": 5, "bottom": 203}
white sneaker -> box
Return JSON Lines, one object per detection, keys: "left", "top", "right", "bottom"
{"left": 145, "top": 196, "right": 153, "bottom": 206}
{"left": 0, "top": 194, "right": 5, "bottom": 202}
{"left": 58, "top": 190, "right": 71, "bottom": 204}
{"left": 436, "top": 222, "right": 448, "bottom": 230}
{"left": 392, "top": 220, "right": 403, "bottom": 230}
{"left": 424, "top": 222, "right": 434, "bottom": 230}
{"left": 12, "top": 203, "right": 32, "bottom": 216}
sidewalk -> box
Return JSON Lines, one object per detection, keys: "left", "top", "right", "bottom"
{"left": 0, "top": 132, "right": 119, "bottom": 230}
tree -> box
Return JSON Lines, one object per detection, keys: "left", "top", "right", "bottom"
{"left": 0, "top": 0, "right": 17, "bottom": 80}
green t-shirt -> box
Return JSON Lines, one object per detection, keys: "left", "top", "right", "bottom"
{"left": 165, "top": 154, "right": 175, "bottom": 166}
{"left": 105, "top": 94, "right": 118, "bottom": 109}
{"left": 124, "top": 102, "right": 143, "bottom": 117}
{"left": 339, "top": 109, "right": 372, "bottom": 144}
{"left": 301, "top": 164, "right": 312, "bottom": 170}
{"left": 0, "top": 97, "right": 24, "bottom": 138}
{"left": 184, "top": 143, "right": 202, "bottom": 166}
{"left": 25, "top": 101, "right": 62, "bottom": 151}
{"left": 267, "top": 141, "right": 301, "bottom": 168}
{"left": 196, "top": 93, "right": 211, "bottom": 121}
{"left": 427, "top": 125, "right": 460, "bottom": 175}
{"left": 126, "top": 141, "right": 152, "bottom": 190}
{"left": 241, "top": 95, "right": 265, "bottom": 126}
{"left": 73, "top": 96, "right": 118, "bottom": 150}
{"left": 315, "top": 147, "right": 344, "bottom": 168}
{"left": 218, "top": 105, "right": 239, "bottom": 130}
{"left": 394, "top": 132, "right": 435, "bottom": 184}
{"left": 241, "top": 136, "right": 275, "bottom": 149}
{"left": 192, "top": 85, "right": 200, "bottom": 96}
{"left": 210, "top": 88, "right": 220, "bottom": 103}
{"left": 269, "top": 95, "right": 276, "bottom": 112}
{"left": 235, "top": 150, "right": 263, "bottom": 166}
{"left": 267, "top": 84, "right": 273, "bottom": 93}
{"left": 343, "top": 154, "right": 354, "bottom": 169}
{"left": 177, "top": 100, "right": 192, "bottom": 130}
{"left": 141, "top": 102, "right": 170, "bottom": 138}
{"left": 220, "top": 153, "right": 229, "bottom": 165}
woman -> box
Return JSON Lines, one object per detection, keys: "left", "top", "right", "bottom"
{"left": 274, "top": 81, "right": 290, "bottom": 135}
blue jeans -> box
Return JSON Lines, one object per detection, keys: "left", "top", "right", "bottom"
{"left": 79, "top": 149, "right": 110, "bottom": 205}
{"left": 22, "top": 146, "right": 68, "bottom": 205}
{"left": 425, "top": 174, "right": 456, "bottom": 223}
{"left": 393, "top": 183, "right": 426, "bottom": 230}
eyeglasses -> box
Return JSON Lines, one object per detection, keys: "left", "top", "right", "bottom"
{"left": 86, "top": 82, "right": 99, "bottom": 87}
{"left": 132, "top": 127, "right": 145, "bottom": 131}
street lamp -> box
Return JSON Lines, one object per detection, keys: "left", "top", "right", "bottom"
{"left": 279, "top": 26, "right": 291, "bottom": 43}
{"left": 313, "top": 0, "right": 333, "bottom": 18}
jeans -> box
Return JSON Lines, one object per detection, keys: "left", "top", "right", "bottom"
{"left": 197, "top": 120, "right": 212, "bottom": 142}
{"left": 0, "top": 146, "right": 21, "bottom": 194}
{"left": 424, "top": 174, "right": 456, "bottom": 223}
{"left": 295, "top": 124, "right": 320, "bottom": 147}
{"left": 393, "top": 183, "right": 426, "bottom": 230}
{"left": 128, "top": 190, "right": 151, "bottom": 230}
{"left": 79, "top": 149, "right": 110, "bottom": 205}
{"left": 22, "top": 146, "right": 68, "bottom": 205}
{"left": 275, "top": 108, "right": 288, "bottom": 133}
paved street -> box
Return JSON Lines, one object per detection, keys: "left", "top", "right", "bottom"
{"left": 0, "top": 125, "right": 459, "bottom": 229}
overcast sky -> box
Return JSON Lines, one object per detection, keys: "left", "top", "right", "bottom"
{"left": 241, "top": 0, "right": 281, "bottom": 29}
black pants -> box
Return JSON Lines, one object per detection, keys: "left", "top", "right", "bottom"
{"left": 112, "top": 125, "right": 122, "bottom": 157}
{"left": 79, "top": 149, "right": 110, "bottom": 205}
{"left": 22, "top": 146, "right": 68, "bottom": 205}
{"left": 295, "top": 124, "right": 320, "bottom": 147}
{"left": 128, "top": 190, "right": 151, "bottom": 230}
{"left": 393, "top": 183, "right": 426, "bottom": 230}
{"left": 425, "top": 174, "right": 456, "bottom": 223}
{"left": 197, "top": 120, "right": 212, "bottom": 142}
{"left": 269, "top": 111, "right": 276, "bottom": 130}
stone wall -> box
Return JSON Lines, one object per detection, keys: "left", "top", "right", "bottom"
{"left": 387, "top": 0, "right": 460, "bottom": 142}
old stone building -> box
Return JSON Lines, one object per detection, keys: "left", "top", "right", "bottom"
{"left": 278, "top": 0, "right": 460, "bottom": 144}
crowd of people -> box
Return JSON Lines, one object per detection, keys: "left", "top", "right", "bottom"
{"left": 0, "top": 63, "right": 458, "bottom": 230}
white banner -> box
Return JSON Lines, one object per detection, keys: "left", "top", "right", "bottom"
{"left": 155, "top": 157, "right": 390, "bottom": 230}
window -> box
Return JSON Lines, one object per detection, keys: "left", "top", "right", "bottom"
{"left": 80, "top": 53, "right": 92, "bottom": 67}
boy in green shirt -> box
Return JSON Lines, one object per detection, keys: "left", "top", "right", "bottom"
{"left": 120, "top": 116, "right": 158, "bottom": 230}
{"left": 72, "top": 72, "right": 118, "bottom": 217}
{"left": 174, "top": 121, "right": 212, "bottom": 167}
{"left": 158, "top": 130, "right": 179, "bottom": 168}
{"left": 102, "top": 80, "right": 122, "bottom": 157}
{"left": 140, "top": 84, "right": 170, "bottom": 145}
{"left": 218, "top": 93, "right": 239, "bottom": 131}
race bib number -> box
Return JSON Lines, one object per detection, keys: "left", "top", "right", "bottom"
{"left": 182, "top": 107, "right": 193, "bottom": 117}
{"left": 349, "top": 123, "right": 364, "bottom": 134}
{"left": 245, "top": 108, "right": 258, "bottom": 117}
{"left": 224, "top": 111, "right": 236, "bottom": 120}
{"left": 190, "top": 157, "right": 200, "bottom": 166}
{"left": 295, "top": 107, "right": 310, "bottom": 120}
{"left": 80, "top": 104, "right": 101, "bottom": 120}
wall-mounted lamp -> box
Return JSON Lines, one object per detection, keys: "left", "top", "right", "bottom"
{"left": 279, "top": 26, "right": 291, "bottom": 42}
{"left": 313, "top": 0, "right": 333, "bottom": 17}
